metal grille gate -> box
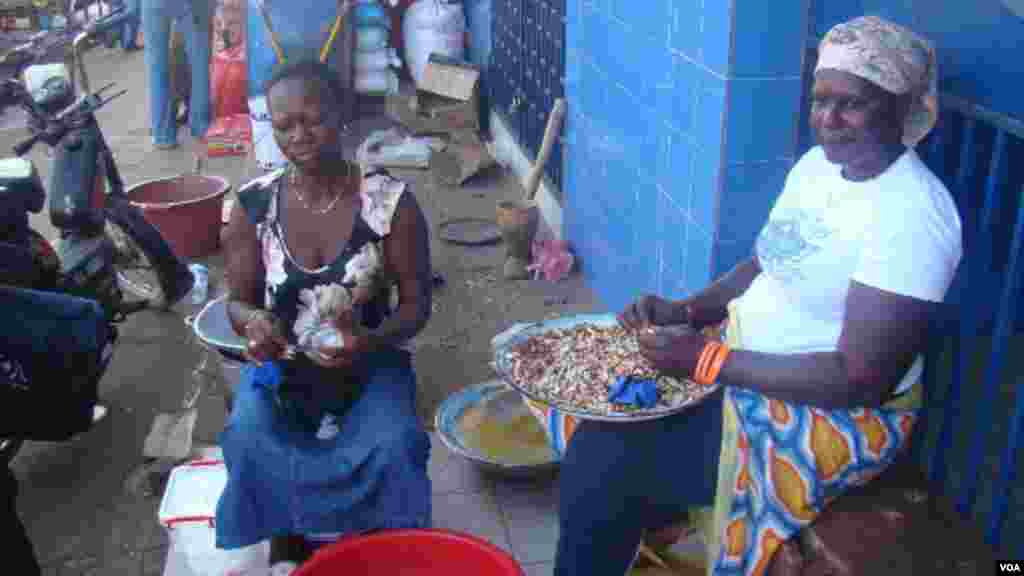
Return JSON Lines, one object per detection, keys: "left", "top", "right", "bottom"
{"left": 489, "top": 0, "right": 566, "bottom": 194}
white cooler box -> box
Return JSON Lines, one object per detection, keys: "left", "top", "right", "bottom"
{"left": 158, "top": 459, "right": 269, "bottom": 576}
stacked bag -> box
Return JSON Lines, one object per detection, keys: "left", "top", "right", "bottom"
{"left": 402, "top": 0, "right": 466, "bottom": 87}
{"left": 204, "top": 0, "right": 251, "bottom": 158}
{"left": 353, "top": 0, "right": 402, "bottom": 96}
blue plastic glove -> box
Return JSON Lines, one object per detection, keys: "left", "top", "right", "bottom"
{"left": 607, "top": 375, "right": 659, "bottom": 408}
{"left": 250, "top": 360, "right": 283, "bottom": 392}
{"left": 249, "top": 361, "right": 318, "bottom": 432}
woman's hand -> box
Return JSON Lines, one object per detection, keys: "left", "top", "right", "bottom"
{"left": 243, "top": 311, "right": 289, "bottom": 363}
{"left": 308, "top": 332, "right": 373, "bottom": 369}
{"left": 306, "top": 308, "right": 368, "bottom": 369}
{"left": 636, "top": 325, "right": 708, "bottom": 380}
{"left": 618, "top": 295, "right": 689, "bottom": 330}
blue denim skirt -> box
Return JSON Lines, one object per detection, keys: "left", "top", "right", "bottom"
{"left": 214, "top": 348, "right": 431, "bottom": 549}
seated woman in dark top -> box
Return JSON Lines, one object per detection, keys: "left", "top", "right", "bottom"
{"left": 216, "top": 59, "right": 434, "bottom": 569}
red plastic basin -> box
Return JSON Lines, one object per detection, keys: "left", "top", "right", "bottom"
{"left": 126, "top": 174, "right": 230, "bottom": 260}
{"left": 293, "top": 529, "right": 525, "bottom": 576}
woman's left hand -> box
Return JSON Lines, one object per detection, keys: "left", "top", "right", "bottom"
{"left": 308, "top": 332, "right": 373, "bottom": 369}
{"left": 305, "top": 307, "right": 363, "bottom": 368}
{"left": 636, "top": 325, "right": 708, "bottom": 380}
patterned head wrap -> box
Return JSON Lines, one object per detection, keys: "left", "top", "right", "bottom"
{"left": 816, "top": 16, "right": 939, "bottom": 146}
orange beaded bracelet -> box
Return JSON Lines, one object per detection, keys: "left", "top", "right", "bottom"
{"left": 694, "top": 342, "right": 718, "bottom": 385}
{"left": 706, "top": 342, "right": 731, "bottom": 386}
{"left": 694, "top": 341, "right": 730, "bottom": 387}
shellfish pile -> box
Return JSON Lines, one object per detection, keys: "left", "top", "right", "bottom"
{"left": 501, "top": 324, "right": 706, "bottom": 415}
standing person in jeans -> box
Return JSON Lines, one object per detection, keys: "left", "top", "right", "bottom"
{"left": 142, "top": 0, "right": 211, "bottom": 149}
{"left": 119, "top": 0, "right": 141, "bottom": 51}
{"left": 31, "top": 0, "right": 50, "bottom": 31}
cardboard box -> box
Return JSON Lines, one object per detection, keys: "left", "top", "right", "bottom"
{"left": 387, "top": 91, "right": 480, "bottom": 135}
{"left": 387, "top": 54, "right": 481, "bottom": 135}
{"left": 419, "top": 53, "right": 480, "bottom": 102}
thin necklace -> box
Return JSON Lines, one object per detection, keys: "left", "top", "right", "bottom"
{"left": 289, "top": 163, "right": 350, "bottom": 215}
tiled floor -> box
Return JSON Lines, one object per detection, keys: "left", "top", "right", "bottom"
{"left": 428, "top": 431, "right": 559, "bottom": 575}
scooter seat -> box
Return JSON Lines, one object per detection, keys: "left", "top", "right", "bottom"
{"left": 0, "top": 157, "right": 44, "bottom": 214}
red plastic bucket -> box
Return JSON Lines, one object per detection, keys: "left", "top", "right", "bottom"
{"left": 126, "top": 174, "right": 230, "bottom": 260}
{"left": 293, "top": 529, "right": 524, "bottom": 576}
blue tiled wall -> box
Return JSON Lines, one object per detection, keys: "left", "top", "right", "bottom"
{"left": 713, "top": 0, "right": 808, "bottom": 276}
{"left": 564, "top": 0, "right": 808, "bottom": 309}
{"left": 814, "top": 0, "right": 1024, "bottom": 120}
{"left": 565, "top": 0, "right": 729, "bottom": 313}
{"left": 564, "top": 0, "right": 1022, "bottom": 307}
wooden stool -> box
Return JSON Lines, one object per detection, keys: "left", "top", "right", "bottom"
{"left": 645, "top": 457, "right": 994, "bottom": 575}
{"left": 767, "top": 457, "right": 994, "bottom": 575}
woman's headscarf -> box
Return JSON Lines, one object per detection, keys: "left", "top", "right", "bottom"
{"left": 816, "top": 15, "right": 939, "bottom": 146}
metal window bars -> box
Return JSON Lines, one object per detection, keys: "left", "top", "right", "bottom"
{"left": 489, "top": 0, "right": 566, "bottom": 193}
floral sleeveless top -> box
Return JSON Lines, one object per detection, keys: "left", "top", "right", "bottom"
{"left": 237, "top": 167, "right": 407, "bottom": 342}
{"left": 237, "top": 167, "right": 410, "bottom": 428}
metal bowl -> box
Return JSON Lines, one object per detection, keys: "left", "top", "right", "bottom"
{"left": 189, "top": 295, "right": 247, "bottom": 363}
{"left": 434, "top": 380, "right": 560, "bottom": 479}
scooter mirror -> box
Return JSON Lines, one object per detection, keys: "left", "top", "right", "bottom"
{"left": 35, "top": 76, "right": 73, "bottom": 113}
{"left": 34, "top": 76, "right": 73, "bottom": 113}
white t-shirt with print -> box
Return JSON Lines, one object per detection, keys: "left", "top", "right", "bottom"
{"left": 731, "top": 146, "right": 962, "bottom": 395}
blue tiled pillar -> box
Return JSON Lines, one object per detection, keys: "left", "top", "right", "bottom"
{"left": 712, "top": 0, "right": 809, "bottom": 277}
{"left": 562, "top": 0, "right": 809, "bottom": 311}
{"left": 564, "top": 0, "right": 732, "bottom": 312}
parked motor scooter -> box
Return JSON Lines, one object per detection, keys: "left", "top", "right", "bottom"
{"left": 0, "top": 9, "right": 195, "bottom": 464}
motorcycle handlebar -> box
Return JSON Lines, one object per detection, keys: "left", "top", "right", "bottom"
{"left": 83, "top": 7, "right": 129, "bottom": 40}
{"left": 13, "top": 133, "right": 41, "bottom": 156}
{"left": 0, "top": 85, "right": 13, "bottom": 111}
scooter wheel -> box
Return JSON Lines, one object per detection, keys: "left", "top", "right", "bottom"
{"left": 104, "top": 196, "right": 194, "bottom": 310}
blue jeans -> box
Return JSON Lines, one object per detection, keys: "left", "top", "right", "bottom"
{"left": 120, "top": 0, "right": 141, "bottom": 50}
{"left": 142, "top": 0, "right": 210, "bottom": 145}
{"left": 554, "top": 391, "right": 724, "bottom": 576}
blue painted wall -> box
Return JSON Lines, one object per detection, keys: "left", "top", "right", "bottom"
{"left": 564, "top": 0, "right": 729, "bottom": 313}
{"left": 713, "top": 0, "right": 807, "bottom": 277}
{"left": 564, "top": 0, "right": 1023, "bottom": 311}
{"left": 814, "top": 0, "right": 1024, "bottom": 121}
{"left": 563, "top": 0, "right": 808, "bottom": 310}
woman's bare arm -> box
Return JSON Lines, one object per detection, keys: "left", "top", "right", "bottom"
{"left": 223, "top": 196, "right": 267, "bottom": 335}
{"left": 680, "top": 257, "right": 762, "bottom": 327}
{"left": 363, "top": 191, "right": 432, "bottom": 349}
{"left": 718, "top": 281, "right": 935, "bottom": 408}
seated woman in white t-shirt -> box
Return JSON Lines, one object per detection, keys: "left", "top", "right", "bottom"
{"left": 551, "top": 16, "right": 963, "bottom": 576}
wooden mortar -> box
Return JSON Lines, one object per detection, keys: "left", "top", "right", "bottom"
{"left": 496, "top": 199, "right": 539, "bottom": 280}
